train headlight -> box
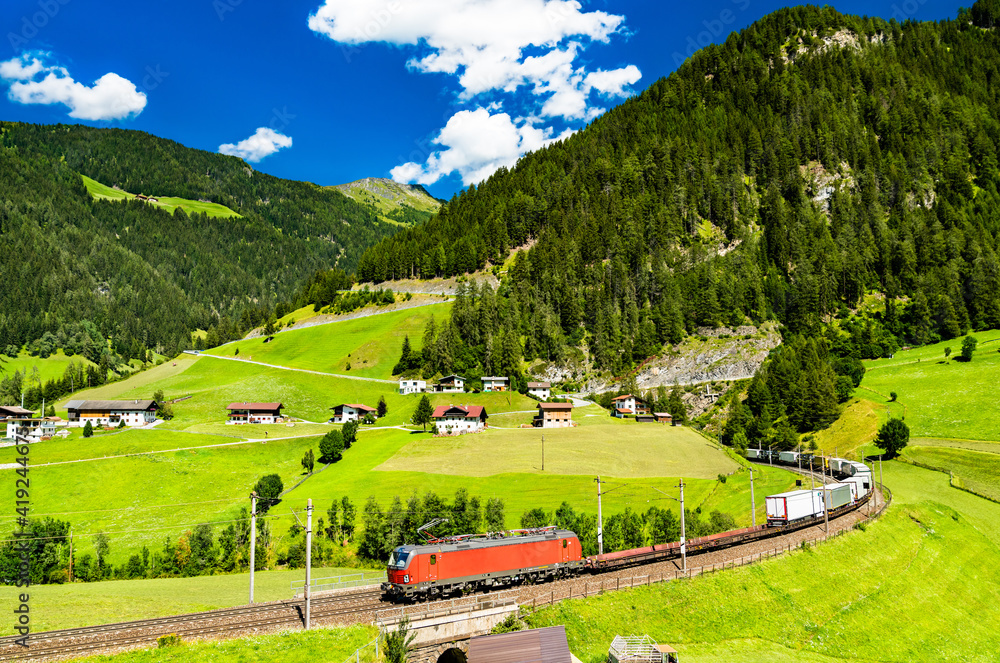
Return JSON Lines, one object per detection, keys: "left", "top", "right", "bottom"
{"left": 404, "top": 574, "right": 409, "bottom": 583}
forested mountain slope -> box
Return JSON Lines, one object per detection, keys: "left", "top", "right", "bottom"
{"left": 358, "top": 4, "right": 1000, "bottom": 376}
{"left": 0, "top": 123, "right": 401, "bottom": 356}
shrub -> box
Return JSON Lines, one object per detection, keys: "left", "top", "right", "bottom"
{"left": 320, "top": 430, "right": 345, "bottom": 462}
{"left": 157, "top": 634, "right": 182, "bottom": 648}
{"left": 83, "top": 421, "right": 93, "bottom": 438}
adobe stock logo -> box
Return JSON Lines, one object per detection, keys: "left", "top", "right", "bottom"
{"left": 7, "top": 0, "right": 72, "bottom": 53}
{"left": 671, "top": 0, "right": 752, "bottom": 68}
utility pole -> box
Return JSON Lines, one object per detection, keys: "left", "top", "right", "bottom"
{"left": 541, "top": 434, "right": 544, "bottom": 472}
{"left": 249, "top": 491, "right": 257, "bottom": 605}
{"left": 879, "top": 455, "right": 884, "bottom": 509}
{"left": 596, "top": 476, "right": 603, "bottom": 555}
{"left": 68, "top": 529, "right": 73, "bottom": 582}
{"left": 824, "top": 484, "right": 830, "bottom": 533}
{"left": 809, "top": 456, "right": 815, "bottom": 490}
{"left": 305, "top": 499, "right": 313, "bottom": 630}
{"left": 679, "top": 479, "right": 687, "bottom": 572}
{"left": 750, "top": 468, "right": 756, "bottom": 527}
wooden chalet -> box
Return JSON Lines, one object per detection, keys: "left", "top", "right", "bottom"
{"left": 481, "top": 376, "right": 509, "bottom": 392}
{"left": 431, "top": 404, "right": 488, "bottom": 434}
{"left": 330, "top": 403, "right": 376, "bottom": 424}
{"left": 66, "top": 399, "right": 158, "bottom": 427}
{"left": 226, "top": 402, "right": 284, "bottom": 425}
{"left": 434, "top": 374, "right": 465, "bottom": 393}
{"left": 611, "top": 394, "right": 650, "bottom": 418}
{"left": 534, "top": 402, "right": 574, "bottom": 428}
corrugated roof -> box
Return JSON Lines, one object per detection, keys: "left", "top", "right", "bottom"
{"left": 68, "top": 400, "right": 157, "bottom": 411}
{"left": 527, "top": 382, "right": 551, "bottom": 388}
{"left": 468, "top": 625, "right": 572, "bottom": 663}
{"left": 225, "top": 402, "right": 283, "bottom": 411}
{"left": 538, "top": 402, "right": 573, "bottom": 410}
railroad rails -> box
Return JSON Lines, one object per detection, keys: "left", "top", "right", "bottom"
{"left": 0, "top": 588, "right": 383, "bottom": 661}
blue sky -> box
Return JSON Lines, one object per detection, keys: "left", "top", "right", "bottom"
{"left": 0, "top": 0, "right": 962, "bottom": 199}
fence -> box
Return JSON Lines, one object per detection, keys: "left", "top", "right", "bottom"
{"left": 338, "top": 635, "right": 380, "bottom": 663}
{"left": 292, "top": 571, "right": 385, "bottom": 598}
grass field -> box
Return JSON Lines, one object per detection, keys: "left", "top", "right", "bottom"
{"left": 70, "top": 626, "right": 378, "bottom": 663}
{"left": 0, "top": 349, "right": 96, "bottom": 385}
{"left": 902, "top": 445, "right": 1000, "bottom": 502}
{"left": 0, "top": 566, "right": 373, "bottom": 634}
{"left": 859, "top": 330, "right": 1000, "bottom": 441}
{"left": 377, "top": 423, "right": 737, "bottom": 479}
{"left": 527, "top": 461, "right": 1000, "bottom": 662}
{"left": 807, "top": 397, "right": 887, "bottom": 458}
{"left": 208, "top": 301, "right": 452, "bottom": 380}
{"left": 82, "top": 175, "right": 241, "bottom": 219}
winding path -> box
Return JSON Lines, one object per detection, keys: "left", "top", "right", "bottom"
{"left": 185, "top": 351, "right": 396, "bottom": 384}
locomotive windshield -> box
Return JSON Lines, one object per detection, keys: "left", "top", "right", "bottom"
{"left": 388, "top": 549, "right": 410, "bottom": 569}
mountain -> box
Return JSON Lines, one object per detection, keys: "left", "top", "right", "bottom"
{"left": 333, "top": 177, "right": 442, "bottom": 226}
{"left": 356, "top": 2, "right": 1000, "bottom": 376}
{"left": 0, "top": 122, "right": 402, "bottom": 356}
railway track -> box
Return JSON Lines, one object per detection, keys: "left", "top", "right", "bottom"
{"left": 4, "top": 468, "right": 887, "bottom": 662}
{"left": 0, "top": 588, "right": 385, "bottom": 661}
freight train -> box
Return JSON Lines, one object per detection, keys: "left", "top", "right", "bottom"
{"left": 381, "top": 456, "right": 875, "bottom": 601}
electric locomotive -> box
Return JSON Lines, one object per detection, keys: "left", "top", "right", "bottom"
{"left": 382, "top": 526, "right": 584, "bottom": 600}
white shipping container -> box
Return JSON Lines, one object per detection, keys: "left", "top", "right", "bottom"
{"left": 746, "top": 449, "right": 761, "bottom": 459}
{"left": 778, "top": 451, "right": 799, "bottom": 464}
{"left": 766, "top": 489, "right": 824, "bottom": 524}
{"left": 816, "top": 483, "right": 853, "bottom": 510}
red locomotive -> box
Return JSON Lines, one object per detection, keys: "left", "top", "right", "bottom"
{"left": 382, "top": 526, "right": 584, "bottom": 600}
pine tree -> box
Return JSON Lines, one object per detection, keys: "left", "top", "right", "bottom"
{"left": 411, "top": 395, "right": 434, "bottom": 431}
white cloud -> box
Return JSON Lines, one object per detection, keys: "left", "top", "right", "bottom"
{"left": 391, "top": 108, "right": 572, "bottom": 186}
{"left": 309, "top": 0, "right": 639, "bottom": 184}
{"left": 219, "top": 127, "right": 293, "bottom": 163}
{"left": 0, "top": 52, "right": 146, "bottom": 121}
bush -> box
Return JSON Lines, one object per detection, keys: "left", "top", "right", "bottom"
{"left": 83, "top": 421, "right": 93, "bottom": 438}
{"left": 889, "top": 391, "right": 897, "bottom": 402}
{"left": 157, "top": 634, "right": 182, "bottom": 648}
{"left": 717, "top": 473, "right": 727, "bottom": 484}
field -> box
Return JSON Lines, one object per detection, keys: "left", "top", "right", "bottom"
{"left": 807, "top": 397, "right": 887, "bottom": 458}
{"left": 208, "top": 300, "right": 452, "bottom": 379}
{"left": 377, "top": 423, "right": 737, "bottom": 479}
{"left": 859, "top": 330, "right": 1000, "bottom": 440}
{"left": 0, "top": 349, "right": 96, "bottom": 384}
{"left": 527, "top": 461, "right": 1000, "bottom": 662}
{"left": 81, "top": 175, "right": 241, "bottom": 219}
{"left": 902, "top": 445, "right": 1000, "bottom": 502}
{"left": 0, "top": 566, "right": 373, "bottom": 633}
{"left": 72, "top": 626, "right": 376, "bottom": 663}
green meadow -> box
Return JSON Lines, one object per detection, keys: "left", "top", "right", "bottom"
{"left": 0, "top": 349, "right": 96, "bottom": 384}
{"left": 902, "top": 445, "right": 1000, "bottom": 502}
{"left": 208, "top": 300, "right": 452, "bottom": 379}
{"left": 69, "top": 626, "right": 378, "bottom": 663}
{"left": 82, "top": 175, "right": 241, "bottom": 219}
{"left": 0, "top": 566, "right": 374, "bottom": 634}
{"left": 859, "top": 330, "right": 1000, "bottom": 441}
{"left": 528, "top": 461, "right": 1000, "bottom": 662}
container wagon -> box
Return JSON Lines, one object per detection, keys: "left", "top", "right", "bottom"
{"left": 778, "top": 451, "right": 799, "bottom": 465}
{"left": 765, "top": 489, "right": 825, "bottom": 525}
{"left": 816, "top": 483, "right": 853, "bottom": 509}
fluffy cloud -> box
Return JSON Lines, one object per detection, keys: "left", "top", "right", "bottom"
{"left": 0, "top": 53, "right": 146, "bottom": 121}
{"left": 219, "top": 127, "right": 293, "bottom": 163}
{"left": 391, "top": 108, "right": 572, "bottom": 186}
{"left": 310, "top": 0, "right": 640, "bottom": 185}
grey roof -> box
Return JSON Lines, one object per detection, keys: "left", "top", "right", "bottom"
{"left": 0, "top": 405, "right": 34, "bottom": 417}
{"left": 66, "top": 400, "right": 157, "bottom": 411}
{"left": 468, "top": 626, "right": 572, "bottom": 663}
{"left": 527, "top": 382, "right": 550, "bottom": 388}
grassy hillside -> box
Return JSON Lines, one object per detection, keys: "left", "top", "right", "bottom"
{"left": 528, "top": 461, "right": 1000, "bottom": 662}
{"left": 0, "top": 349, "right": 96, "bottom": 384}
{"left": 81, "top": 175, "right": 240, "bottom": 219}
{"left": 860, "top": 330, "right": 1000, "bottom": 441}
{"left": 210, "top": 300, "right": 453, "bottom": 380}
{"left": 333, "top": 177, "right": 441, "bottom": 225}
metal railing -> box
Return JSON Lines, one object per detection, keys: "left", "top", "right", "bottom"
{"left": 291, "top": 571, "right": 385, "bottom": 598}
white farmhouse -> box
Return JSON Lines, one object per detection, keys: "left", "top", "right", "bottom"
{"left": 66, "top": 400, "right": 158, "bottom": 427}
{"left": 330, "top": 403, "right": 377, "bottom": 424}
{"left": 432, "top": 405, "right": 488, "bottom": 435}
{"left": 398, "top": 378, "right": 427, "bottom": 395}
{"left": 527, "top": 381, "right": 551, "bottom": 399}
